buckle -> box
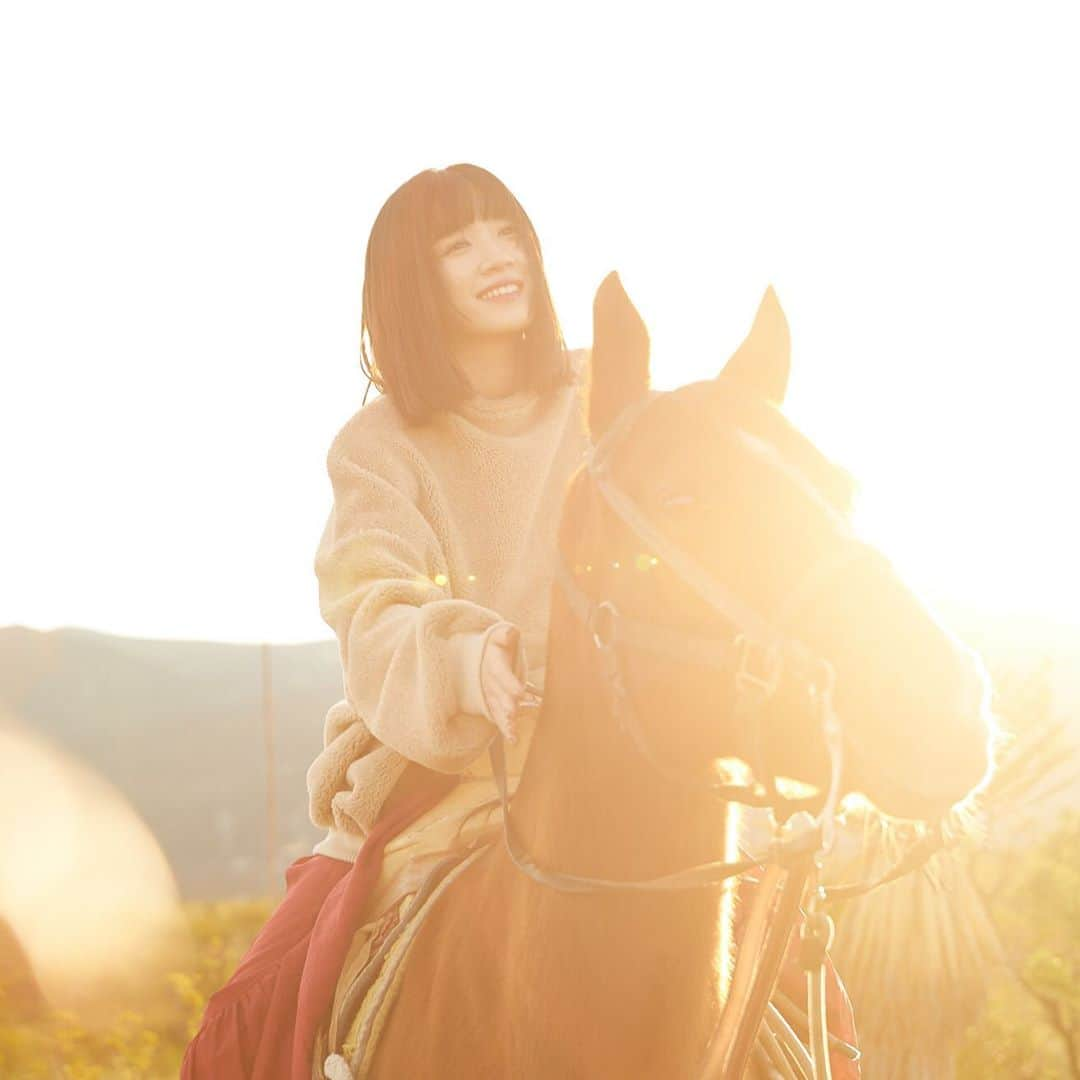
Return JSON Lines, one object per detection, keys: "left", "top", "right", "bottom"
{"left": 589, "top": 600, "right": 620, "bottom": 651}
{"left": 733, "top": 633, "right": 782, "bottom": 700}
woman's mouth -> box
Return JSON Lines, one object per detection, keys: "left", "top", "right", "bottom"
{"left": 477, "top": 281, "right": 524, "bottom": 302}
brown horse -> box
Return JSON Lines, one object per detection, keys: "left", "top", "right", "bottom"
{"left": 362, "top": 274, "right": 995, "bottom": 1078}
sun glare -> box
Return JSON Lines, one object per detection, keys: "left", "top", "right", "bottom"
{"left": 591, "top": 281, "right": 1079, "bottom": 633}
{"left": 0, "top": 716, "right": 192, "bottom": 1018}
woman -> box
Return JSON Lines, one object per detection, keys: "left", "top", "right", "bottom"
{"left": 181, "top": 163, "right": 592, "bottom": 1079}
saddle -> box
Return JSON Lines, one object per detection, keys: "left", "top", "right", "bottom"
{"left": 314, "top": 840, "right": 860, "bottom": 1080}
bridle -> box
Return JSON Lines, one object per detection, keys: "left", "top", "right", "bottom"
{"left": 488, "top": 386, "right": 954, "bottom": 1079}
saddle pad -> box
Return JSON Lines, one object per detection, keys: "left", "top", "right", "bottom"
{"left": 320, "top": 843, "right": 492, "bottom": 1080}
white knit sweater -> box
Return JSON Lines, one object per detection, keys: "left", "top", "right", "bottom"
{"left": 308, "top": 349, "right": 591, "bottom": 861}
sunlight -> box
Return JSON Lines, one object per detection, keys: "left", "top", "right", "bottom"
{"left": 554, "top": 264, "right": 1079, "bottom": 632}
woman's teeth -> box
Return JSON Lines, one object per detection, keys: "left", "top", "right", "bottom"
{"left": 478, "top": 283, "right": 521, "bottom": 301}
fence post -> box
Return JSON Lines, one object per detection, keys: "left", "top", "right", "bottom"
{"left": 260, "top": 642, "right": 278, "bottom": 895}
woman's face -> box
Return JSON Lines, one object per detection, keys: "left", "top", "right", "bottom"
{"left": 432, "top": 217, "right": 533, "bottom": 340}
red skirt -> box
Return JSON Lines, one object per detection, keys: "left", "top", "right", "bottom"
{"left": 180, "top": 777, "right": 453, "bottom": 1080}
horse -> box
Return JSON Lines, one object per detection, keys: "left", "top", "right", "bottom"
{"left": 342, "top": 273, "right": 996, "bottom": 1078}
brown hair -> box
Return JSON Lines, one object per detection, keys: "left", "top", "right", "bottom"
{"left": 359, "top": 163, "right": 573, "bottom": 425}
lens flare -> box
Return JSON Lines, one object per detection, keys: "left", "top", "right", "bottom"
{"left": 0, "top": 711, "right": 192, "bottom": 1021}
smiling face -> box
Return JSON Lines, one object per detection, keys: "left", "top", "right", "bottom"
{"left": 432, "top": 217, "right": 534, "bottom": 341}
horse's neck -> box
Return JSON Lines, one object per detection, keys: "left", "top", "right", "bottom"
{"left": 514, "top": 674, "right": 733, "bottom": 880}
{"left": 507, "top": 617, "right": 737, "bottom": 1071}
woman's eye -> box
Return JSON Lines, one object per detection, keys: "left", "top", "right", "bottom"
{"left": 443, "top": 240, "right": 468, "bottom": 254}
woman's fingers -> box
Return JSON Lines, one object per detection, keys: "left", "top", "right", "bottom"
{"left": 491, "top": 691, "right": 518, "bottom": 743}
{"left": 481, "top": 623, "right": 529, "bottom": 743}
{"left": 490, "top": 664, "right": 525, "bottom": 699}
{"left": 481, "top": 625, "right": 542, "bottom": 745}
{"left": 489, "top": 679, "right": 529, "bottom": 743}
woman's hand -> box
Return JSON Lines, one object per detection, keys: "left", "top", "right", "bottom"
{"left": 480, "top": 624, "right": 528, "bottom": 744}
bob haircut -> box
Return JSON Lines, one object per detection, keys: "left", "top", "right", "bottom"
{"left": 359, "top": 163, "right": 574, "bottom": 426}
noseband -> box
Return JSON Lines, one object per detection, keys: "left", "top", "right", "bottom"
{"left": 488, "top": 388, "right": 953, "bottom": 1078}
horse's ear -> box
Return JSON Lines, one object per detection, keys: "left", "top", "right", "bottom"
{"left": 717, "top": 285, "right": 790, "bottom": 405}
{"left": 588, "top": 271, "right": 651, "bottom": 442}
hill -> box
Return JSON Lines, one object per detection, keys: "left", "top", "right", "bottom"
{"left": 0, "top": 625, "right": 342, "bottom": 898}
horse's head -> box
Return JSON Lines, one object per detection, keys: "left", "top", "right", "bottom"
{"left": 560, "top": 272, "right": 995, "bottom": 823}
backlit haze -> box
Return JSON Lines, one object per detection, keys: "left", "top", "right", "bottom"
{"left": 2, "top": 3, "right": 1077, "bottom": 644}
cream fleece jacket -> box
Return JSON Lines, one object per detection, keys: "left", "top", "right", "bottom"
{"left": 308, "top": 349, "right": 591, "bottom": 861}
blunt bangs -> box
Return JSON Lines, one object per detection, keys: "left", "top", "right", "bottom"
{"left": 416, "top": 165, "right": 529, "bottom": 251}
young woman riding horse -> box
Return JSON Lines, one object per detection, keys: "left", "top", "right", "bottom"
{"left": 182, "top": 164, "right": 996, "bottom": 1079}
{"left": 182, "top": 163, "right": 588, "bottom": 1077}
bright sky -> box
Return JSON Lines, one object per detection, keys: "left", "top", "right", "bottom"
{"left": 2, "top": 3, "right": 1077, "bottom": 644}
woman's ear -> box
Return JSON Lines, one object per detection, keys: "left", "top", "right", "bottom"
{"left": 587, "top": 271, "right": 651, "bottom": 443}
{"left": 717, "top": 285, "right": 791, "bottom": 406}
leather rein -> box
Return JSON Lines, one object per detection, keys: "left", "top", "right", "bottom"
{"left": 487, "top": 388, "right": 950, "bottom": 1078}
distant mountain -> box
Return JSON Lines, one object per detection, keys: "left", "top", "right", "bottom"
{"left": 0, "top": 625, "right": 343, "bottom": 898}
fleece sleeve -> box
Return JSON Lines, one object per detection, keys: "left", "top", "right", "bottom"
{"left": 314, "top": 433, "right": 527, "bottom": 774}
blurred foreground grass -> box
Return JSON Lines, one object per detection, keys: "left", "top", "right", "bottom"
{"left": 2, "top": 823, "right": 1077, "bottom": 1078}
{"left": 0, "top": 897, "right": 272, "bottom": 1079}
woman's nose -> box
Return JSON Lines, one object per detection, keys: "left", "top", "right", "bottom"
{"left": 479, "top": 244, "right": 513, "bottom": 270}
{"left": 478, "top": 230, "right": 516, "bottom": 267}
